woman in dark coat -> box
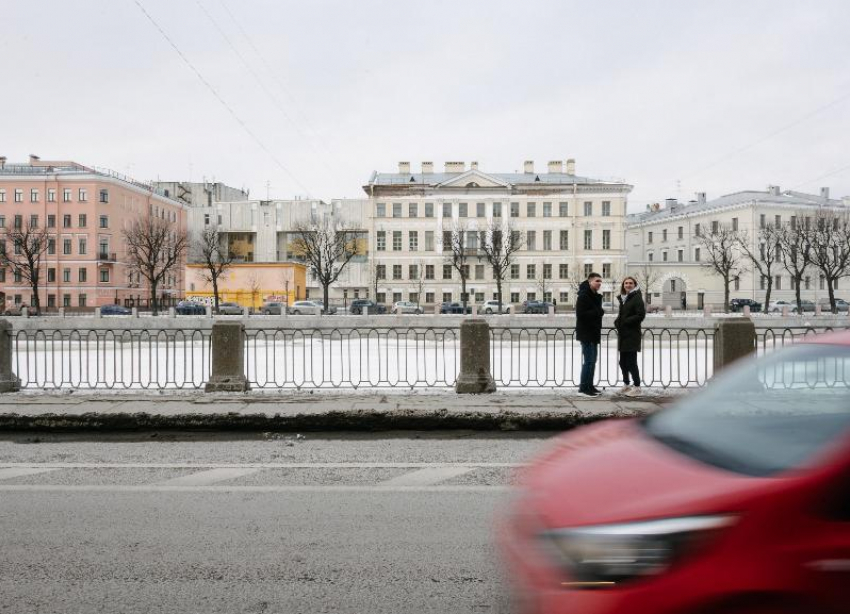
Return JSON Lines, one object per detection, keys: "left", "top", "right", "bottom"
{"left": 614, "top": 276, "right": 646, "bottom": 395}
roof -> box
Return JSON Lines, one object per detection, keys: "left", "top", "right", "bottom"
{"left": 627, "top": 189, "right": 846, "bottom": 225}
{"left": 370, "top": 171, "right": 609, "bottom": 185}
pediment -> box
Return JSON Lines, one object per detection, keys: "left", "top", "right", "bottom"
{"left": 436, "top": 169, "right": 511, "bottom": 189}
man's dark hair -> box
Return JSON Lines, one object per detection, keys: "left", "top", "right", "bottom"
{"left": 587, "top": 272, "right": 602, "bottom": 281}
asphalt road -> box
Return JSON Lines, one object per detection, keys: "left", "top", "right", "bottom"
{"left": 0, "top": 432, "right": 555, "bottom": 614}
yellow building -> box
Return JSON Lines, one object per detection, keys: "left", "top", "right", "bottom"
{"left": 185, "top": 262, "right": 307, "bottom": 309}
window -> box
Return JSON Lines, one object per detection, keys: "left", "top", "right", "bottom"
{"left": 63, "top": 294, "right": 71, "bottom": 308}
{"left": 457, "top": 203, "right": 467, "bottom": 217}
{"left": 425, "top": 265, "right": 435, "bottom": 280}
{"left": 732, "top": 217, "right": 739, "bottom": 231}
{"left": 527, "top": 202, "right": 536, "bottom": 217}
{"left": 392, "top": 203, "right": 402, "bottom": 218}
{"left": 510, "top": 264, "right": 519, "bottom": 279}
{"left": 663, "top": 251, "right": 668, "bottom": 262}
{"left": 47, "top": 189, "right": 56, "bottom": 202}
{"left": 442, "top": 202, "right": 452, "bottom": 217}
{"left": 695, "top": 223, "right": 701, "bottom": 237}
{"left": 13, "top": 270, "right": 21, "bottom": 283}
{"left": 560, "top": 230, "right": 569, "bottom": 250}
{"left": 63, "top": 188, "right": 71, "bottom": 202}
{"left": 510, "top": 292, "right": 520, "bottom": 303}
{"left": 477, "top": 203, "right": 485, "bottom": 217}
{"left": 648, "top": 252, "right": 654, "bottom": 262}
{"left": 14, "top": 189, "right": 23, "bottom": 203}
{"left": 695, "top": 247, "right": 701, "bottom": 262}
{"left": 543, "top": 230, "right": 552, "bottom": 251}
{"left": 78, "top": 238, "right": 86, "bottom": 255}
{"left": 409, "top": 231, "right": 418, "bottom": 251}
{"left": 376, "top": 203, "right": 386, "bottom": 217}
{"left": 475, "top": 264, "right": 485, "bottom": 280}
{"left": 99, "top": 189, "right": 109, "bottom": 203}
{"left": 409, "top": 265, "right": 419, "bottom": 279}
{"left": 12, "top": 239, "right": 20, "bottom": 255}
{"left": 543, "top": 202, "right": 552, "bottom": 217}
{"left": 602, "top": 201, "right": 611, "bottom": 217}
{"left": 678, "top": 226, "right": 684, "bottom": 239}
{"left": 442, "top": 292, "right": 452, "bottom": 303}
{"left": 678, "top": 249, "right": 683, "bottom": 262}
{"left": 47, "top": 295, "right": 56, "bottom": 308}
{"left": 820, "top": 275, "right": 826, "bottom": 290}
{"left": 760, "top": 214, "right": 766, "bottom": 229}
{"left": 392, "top": 265, "right": 402, "bottom": 280}
{"left": 510, "top": 202, "right": 519, "bottom": 218}
{"left": 467, "top": 231, "right": 478, "bottom": 250}
{"left": 0, "top": 189, "right": 5, "bottom": 202}
{"left": 584, "top": 201, "right": 592, "bottom": 216}
{"left": 790, "top": 276, "right": 796, "bottom": 290}
{"left": 542, "top": 264, "right": 552, "bottom": 279}
{"left": 602, "top": 229, "right": 611, "bottom": 250}
{"left": 376, "top": 231, "right": 386, "bottom": 251}
{"left": 48, "top": 238, "right": 55, "bottom": 255}
{"left": 493, "top": 202, "right": 502, "bottom": 218}
{"left": 46, "top": 215, "right": 55, "bottom": 228}
{"left": 775, "top": 275, "right": 782, "bottom": 290}
{"left": 78, "top": 214, "right": 87, "bottom": 228}
{"left": 63, "top": 239, "right": 72, "bottom": 255}
{"left": 79, "top": 189, "right": 87, "bottom": 202}
{"left": 61, "top": 214, "right": 71, "bottom": 228}
{"left": 560, "top": 291, "right": 569, "bottom": 304}
{"left": 648, "top": 231, "right": 653, "bottom": 244}
{"left": 48, "top": 268, "right": 56, "bottom": 283}
{"left": 79, "top": 268, "right": 87, "bottom": 283}
{"left": 790, "top": 216, "right": 797, "bottom": 229}
{"left": 559, "top": 202, "right": 568, "bottom": 217}
{"left": 30, "top": 215, "right": 38, "bottom": 228}
{"left": 443, "top": 264, "right": 452, "bottom": 280}
{"left": 13, "top": 214, "right": 21, "bottom": 229}
{"left": 671, "top": 280, "right": 677, "bottom": 292}
{"left": 408, "top": 203, "right": 418, "bottom": 218}
{"left": 775, "top": 215, "right": 781, "bottom": 229}
{"left": 78, "top": 294, "right": 87, "bottom": 307}
{"left": 63, "top": 268, "right": 71, "bottom": 283}
{"left": 99, "top": 215, "right": 108, "bottom": 229}
{"left": 584, "top": 263, "right": 593, "bottom": 278}
{"left": 527, "top": 264, "right": 536, "bottom": 279}
{"left": 760, "top": 275, "right": 766, "bottom": 290}
{"left": 204, "top": 213, "right": 210, "bottom": 225}
{"left": 559, "top": 263, "right": 569, "bottom": 279}
{"left": 392, "top": 231, "right": 402, "bottom": 251}
{"left": 805, "top": 276, "right": 811, "bottom": 290}
{"left": 584, "top": 230, "right": 592, "bottom": 250}
{"left": 712, "top": 221, "right": 719, "bottom": 234}
{"left": 425, "top": 292, "right": 435, "bottom": 304}
{"left": 424, "top": 231, "right": 434, "bottom": 251}
{"left": 662, "top": 229, "right": 668, "bottom": 242}
{"left": 526, "top": 231, "right": 536, "bottom": 251}
{"left": 425, "top": 203, "right": 434, "bottom": 218}
{"left": 376, "top": 265, "right": 386, "bottom": 280}
{"left": 734, "top": 277, "right": 740, "bottom": 291}
{"left": 30, "top": 189, "right": 39, "bottom": 202}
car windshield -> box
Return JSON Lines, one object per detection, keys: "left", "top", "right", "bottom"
{"left": 642, "top": 344, "right": 850, "bottom": 477}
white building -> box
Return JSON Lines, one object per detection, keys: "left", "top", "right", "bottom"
{"left": 626, "top": 186, "right": 850, "bottom": 309}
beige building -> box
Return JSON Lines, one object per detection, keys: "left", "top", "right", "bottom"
{"left": 626, "top": 186, "right": 850, "bottom": 309}
{"left": 365, "top": 160, "right": 632, "bottom": 306}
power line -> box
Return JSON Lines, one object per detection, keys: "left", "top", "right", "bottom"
{"left": 131, "top": 0, "right": 314, "bottom": 198}
{"left": 790, "top": 162, "right": 850, "bottom": 191}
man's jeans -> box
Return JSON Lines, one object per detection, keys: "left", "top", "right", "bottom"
{"left": 580, "top": 342, "right": 598, "bottom": 391}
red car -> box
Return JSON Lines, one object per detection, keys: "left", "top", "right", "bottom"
{"left": 499, "top": 331, "right": 850, "bottom": 614}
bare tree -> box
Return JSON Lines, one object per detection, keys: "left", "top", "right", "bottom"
{"left": 736, "top": 225, "right": 782, "bottom": 313}
{"left": 290, "top": 215, "right": 362, "bottom": 314}
{"left": 536, "top": 261, "right": 552, "bottom": 303}
{"left": 123, "top": 215, "right": 189, "bottom": 315}
{"left": 441, "top": 220, "right": 472, "bottom": 310}
{"left": 696, "top": 224, "right": 747, "bottom": 313}
{"left": 412, "top": 260, "right": 427, "bottom": 309}
{"left": 632, "top": 263, "right": 662, "bottom": 306}
{"left": 479, "top": 219, "right": 523, "bottom": 313}
{"left": 248, "top": 273, "right": 262, "bottom": 311}
{"left": 805, "top": 207, "right": 850, "bottom": 313}
{"left": 369, "top": 259, "right": 383, "bottom": 303}
{"left": 0, "top": 221, "right": 50, "bottom": 313}
{"left": 776, "top": 216, "right": 813, "bottom": 313}
{"left": 192, "top": 226, "right": 233, "bottom": 313}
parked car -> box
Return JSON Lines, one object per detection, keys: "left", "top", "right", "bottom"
{"left": 439, "top": 302, "right": 472, "bottom": 314}
{"left": 2, "top": 304, "right": 36, "bottom": 316}
{"left": 216, "top": 302, "right": 244, "bottom": 315}
{"left": 257, "top": 301, "right": 283, "bottom": 315}
{"left": 519, "top": 300, "right": 553, "bottom": 314}
{"left": 348, "top": 300, "right": 386, "bottom": 315}
{"left": 309, "top": 300, "right": 337, "bottom": 315}
{"left": 479, "top": 300, "right": 511, "bottom": 315}
{"left": 730, "top": 298, "right": 762, "bottom": 313}
{"left": 770, "top": 299, "right": 815, "bottom": 313}
{"left": 819, "top": 297, "right": 850, "bottom": 313}
{"left": 100, "top": 304, "right": 132, "bottom": 316}
{"left": 391, "top": 301, "right": 423, "bottom": 315}
{"left": 499, "top": 331, "right": 850, "bottom": 614}
{"left": 288, "top": 300, "right": 323, "bottom": 316}
{"left": 175, "top": 300, "right": 207, "bottom": 315}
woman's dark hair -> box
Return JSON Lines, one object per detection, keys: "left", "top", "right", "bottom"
{"left": 620, "top": 276, "right": 638, "bottom": 295}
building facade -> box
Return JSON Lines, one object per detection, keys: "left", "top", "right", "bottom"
{"left": 365, "top": 160, "right": 632, "bottom": 306}
{"left": 626, "top": 186, "right": 849, "bottom": 309}
{"left": 151, "top": 180, "right": 249, "bottom": 208}
{"left": 0, "top": 156, "right": 188, "bottom": 311}
{"left": 185, "top": 262, "right": 307, "bottom": 309}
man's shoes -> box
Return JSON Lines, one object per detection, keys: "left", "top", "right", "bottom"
{"left": 578, "top": 388, "right": 601, "bottom": 397}
{"left": 619, "top": 385, "right": 632, "bottom": 394}
{"left": 624, "top": 387, "right": 642, "bottom": 397}
{"left": 590, "top": 387, "right": 604, "bottom": 395}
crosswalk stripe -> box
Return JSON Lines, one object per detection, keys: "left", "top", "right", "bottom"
{"left": 0, "top": 467, "right": 59, "bottom": 481}
{"left": 379, "top": 466, "right": 475, "bottom": 487}
{"left": 156, "top": 468, "right": 260, "bottom": 486}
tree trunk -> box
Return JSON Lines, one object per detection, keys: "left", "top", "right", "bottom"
{"left": 461, "top": 276, "right": 468, "bottom": 312}
{"left": 827, "top": 277, "right": 837, "bottom": 313}
{"left": 150, "top": 281, "right": 159, "bottom": 315}
{"left": 212, "top": 276, "right": 220, "bottom": 312}
{"left": 30, "top": 278, "right": 41, "bottom": 314}
{"left": 763, "top": 279, "right": 772, "bottom": 314}
{"left": 723, "top": 278, "right": 730, "bottom": 313}
{"left": 495, "top": 276, "right": 503, "bottom": 314}
{"left": 323, "top": 283, "right": 330, "bottom": 316}
{"left": 795, "top": 276, "right": 803, "bottom": 314}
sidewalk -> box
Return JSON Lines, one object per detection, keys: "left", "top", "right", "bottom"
{"left": 0, "top": 389, "right": 683, "bottom": 432}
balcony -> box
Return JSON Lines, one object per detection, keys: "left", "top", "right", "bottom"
{"left": 98, "top": 252, "right": 118, "bottom": 263}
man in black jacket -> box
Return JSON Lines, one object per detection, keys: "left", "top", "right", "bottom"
{"left": 575, "top": 272, "right": 604, "bottom": 396}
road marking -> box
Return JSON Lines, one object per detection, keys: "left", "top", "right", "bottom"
{"left": 156, "top": 468, "right": 260, "bottom": 486}
{"left": 0, "top": 467, "right": 59, "bottom": 481}
{"left": 0, "top": 462, "right": 523, "bottom": 469}
{"left": 0, "top": 484, "right": 507, "bottom": 494}
{"left": 380, "top": 466, "right": 475, "bottom": 486}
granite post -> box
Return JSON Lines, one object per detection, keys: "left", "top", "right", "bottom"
{"left": 205, "top": 321, "right": 250, "bottom": 392}
{"left": 455, "top": 319, "right": 496, "bottom": 393}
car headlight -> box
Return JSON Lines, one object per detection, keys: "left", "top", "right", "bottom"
{"left": 540, "top": 515, "right": 736, "bottom": 588}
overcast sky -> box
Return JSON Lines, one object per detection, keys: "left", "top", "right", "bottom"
{"left": 3, "top": 0, "right": 849, "bottom": 210}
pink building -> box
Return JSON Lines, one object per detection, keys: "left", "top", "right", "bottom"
{"left": 0, "top": 155, "right": 188, "bottom": 310}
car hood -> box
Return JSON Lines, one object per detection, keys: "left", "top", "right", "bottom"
{"left": 524, "top": 420, "right": 779, "bottom": 529}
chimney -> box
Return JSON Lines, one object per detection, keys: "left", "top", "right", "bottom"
{"left": 820, "top": 187, "right": 830, "bottom": 200}
{"left": 696, "top": 192, "right": 707, "bottom": 205}
{"left": 665, "top": 198, "right": 678, "bottom": 211}
{"left": 29, "top": 154, "right": 40, "bottom": 165}
{"left": 445, "top": 161, "right": 465, "bottom": 174}
{"left": 398, "top": 161, "right": 410, "bottom": 174}
{"left": 768, "top": 185, "right": 781, "bottom": 196}
{"left": 523, "top": 160, "right": 534, "bottom": 174}
{"left": 0, "top": 156, "right": 6, "bottom": 169}
{"left": 548, "top": 160, "right": 563, "bottom": 173}
{"left": 421, "top": 161, "right": 433, "bottom": 174}
{"left": 471, "top": 161, "right": 478, "bottom": 171}
{"left": 566, "top": 158, "right": 576, "bottom": 175}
